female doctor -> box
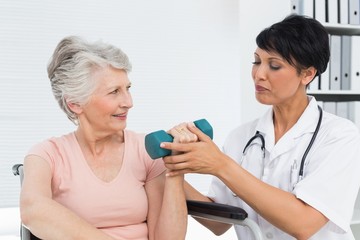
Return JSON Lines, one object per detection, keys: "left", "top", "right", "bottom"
{"left": 161, "top": 14, "right": 360, "bottom": 239}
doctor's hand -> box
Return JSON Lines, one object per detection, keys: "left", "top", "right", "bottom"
{"left": 161, "top": 122, "right": 226, "bottom": 177}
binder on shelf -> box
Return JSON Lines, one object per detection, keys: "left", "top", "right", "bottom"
{"left": 339, "top": 0, "right": 349, "bottom": 24}
{"left": 326, "top": 0, "right": 339, "bottom": 23}
{"left": 341, "top": 36, "right": 351, "bottom": 90}
{"left": 351, "top": 36, "right": 360, "bottom": 92}
{"left": 290, "top": 0, "right": 301, "bottom": 14}
{"left": 319, "top": 34, "right": 331, "bottom": 91}
{"left": 320, "top": 62, "right": 330, "bottom": 90}
{"left": 349, "top": 0, "right": 360, "bottom": 25}
{"left": 308, "top": 75, "right": 320, "bottom": 90}
{"left": 291, "top": 0, "right": 314, "bottom": 17}
{"left": 323, "top": 101, "right": 336, "bottom": 114}
{"left": 329, "top": 35, "right": 341, "bottom": 90}
{"left": 315, "top": 0, "right": 326, "bottom": 23}
{"left": 336, "top": 102, "right": 349, "bottom": 118}
{"left": 301, "top": 0, "right": 315, "bottom": 17}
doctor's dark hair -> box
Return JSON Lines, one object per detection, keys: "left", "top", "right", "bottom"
{"left": 256, "top": 14, "right": 330, "bottom": 77}
{"left": 47, "top": 36, "right": 132, "bottom": 125}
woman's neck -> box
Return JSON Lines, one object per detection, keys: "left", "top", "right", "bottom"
{"left": 74, "top": 127, "right": 124, "bottom": 156}
{"left": 272, "top": 97, "right": 309, "bottom": 143}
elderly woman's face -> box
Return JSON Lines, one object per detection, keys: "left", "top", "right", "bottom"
{"left": 80, "top": 66, "right": 133, "bottom": 133}
{"left": 251, "top": 47, "right": 308, "bottom": 106}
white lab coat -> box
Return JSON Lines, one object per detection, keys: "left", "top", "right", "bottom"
{"left": 208, "top": 97, "right": 360, "bottom": 239}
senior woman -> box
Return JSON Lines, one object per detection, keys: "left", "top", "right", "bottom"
{"left": 20, "top": 36, "right": 187, "bottom": 240}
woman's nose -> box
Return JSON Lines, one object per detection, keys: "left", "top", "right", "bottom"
{"left": 120, "top": 91, "right": 133, "bottom": 108}
{"left": 252, "top": 64, "right": 266, "bottom": 81}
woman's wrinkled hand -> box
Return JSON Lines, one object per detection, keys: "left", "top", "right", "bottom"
{"left": 161, "top": 122, "right": 224, "bottom": 177}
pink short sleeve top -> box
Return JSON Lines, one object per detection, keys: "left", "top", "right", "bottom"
{"left": 26, "top": 130, "right": 166, "bottom": 240}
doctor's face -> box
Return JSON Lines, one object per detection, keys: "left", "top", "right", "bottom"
{"left": 251, "top": 48, "right": 306, "bottom": 106}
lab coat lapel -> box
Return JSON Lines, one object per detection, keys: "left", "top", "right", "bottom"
{"left": 256, "top": 97, "right": 321, "bottom": 163}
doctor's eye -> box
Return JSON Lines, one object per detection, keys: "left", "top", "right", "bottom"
{"left": 269, "top": 63, "right": 281, "bottom": 70}
{"left": 269, "top": 62, "right": 281, "bottom": 70}
{"left": 252, "top": 61, "right": 260, "bottom": 65}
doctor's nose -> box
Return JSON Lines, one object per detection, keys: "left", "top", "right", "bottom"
{"left": 252, "top": 64, "right": 267, "bottom": 81}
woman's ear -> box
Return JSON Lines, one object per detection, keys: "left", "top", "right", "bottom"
{"left": 67, "top": 101, "right": 82, "bottom": 114}
{"left": 302, "top": 67, "right": 317, "bottom": 86}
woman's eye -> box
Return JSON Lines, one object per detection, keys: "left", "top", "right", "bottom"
{"left": 270, "top": 64, "right": 281, "bottom": 70}
{"left": 111, "top": 89, "right": 119, "bottom": 94}
{"left": 252, "top": 61, "right": 260, "bottom": 65}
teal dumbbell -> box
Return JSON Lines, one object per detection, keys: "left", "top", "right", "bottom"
{"left": 145, "top": 119, "right": 213, "bottom": 159}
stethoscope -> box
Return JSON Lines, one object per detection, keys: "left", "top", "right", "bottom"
{"left": 241, "top": 105, "right": 323, "bottom": 186}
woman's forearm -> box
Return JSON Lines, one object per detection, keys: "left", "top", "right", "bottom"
{"left": 21, "top": 194, "right": 115, "bottom": 240}
{"left": 155, "top": 174, "right": 187, "bottom": 240}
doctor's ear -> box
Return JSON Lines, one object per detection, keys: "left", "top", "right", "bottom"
{"left": 301, "top": 66, "right": 317, "bottom": 86}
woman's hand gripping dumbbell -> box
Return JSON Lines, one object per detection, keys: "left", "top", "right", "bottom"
{"left": 145, "top": 119, "right": 213, "bottom": 159}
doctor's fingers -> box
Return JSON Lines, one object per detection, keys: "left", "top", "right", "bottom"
{"left": 164, "top": 160, "right": 202, "bottom": 176}
{"left": 187, "top": 122, "right": 212, "bottom": 142}
{"left": 163, "top": 159, "right": 189, "bottom": 171}
{"left": 163, "top": 153, "right": 215, "bottom": 174}
{"left": 166, "top": 169, "right": 190, "bottom": 177}
{"left": 161, "top": 141, "right": 218, "bottom": 163}
{"left": 160, "top": 141, "right": 195, "bottom": 153}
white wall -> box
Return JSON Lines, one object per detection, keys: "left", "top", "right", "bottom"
{"left": 238, "top": 0, "right": 290, "bottom": 123}
{"left": 0, "top": 0, "right": 240, "bottom": 207}
{"left": 0, "top": 0, "right": 293, "bottom": 208}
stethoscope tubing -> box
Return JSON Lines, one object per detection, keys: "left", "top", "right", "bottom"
{"left": 242, "top": 105, "right": 323, "bottom": 183}
{"left": 298, "top": 105, "right": 322, "bottom": 179}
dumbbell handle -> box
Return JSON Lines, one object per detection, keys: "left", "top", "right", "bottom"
{"left": 145, "top": 119, "right": 213, "bottom": 159}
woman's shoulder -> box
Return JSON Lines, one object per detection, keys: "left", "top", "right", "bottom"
{"left": 37, "top": 132, "right": 74, "bottom": 144}
{"left": 321, "top": 111, "right": 360, "bottom": 140}
{"left": 124, "top": 129, "right": 146, "bottom": 145}
{"left": 322, "top": 111, "right": 359, "bottom": 131}
{"left": 124, "top": 129, "right": 166, "bottom": 179}
{"left": 28, "top": 132, "right": 76, "bottom": 154}
{"left": 124, "top": 129, "right": 149, "bottom": 158}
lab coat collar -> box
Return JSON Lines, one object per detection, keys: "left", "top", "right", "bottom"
{"left": 254, "top": 96, "right": 320, "bottom": 155}
{"left": 291, "top": 96, "right": 321, "bottom": 139}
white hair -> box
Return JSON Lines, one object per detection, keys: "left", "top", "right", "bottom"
{"left": 47, "top": 36, "right": 132, "bottom": 125}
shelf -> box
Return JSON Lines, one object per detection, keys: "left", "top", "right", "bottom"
{"left": 323, "top": 23, "right": 360, "bottom": 35}
{"left": 307, "top": 90, "right": 360, "bottom": 102}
